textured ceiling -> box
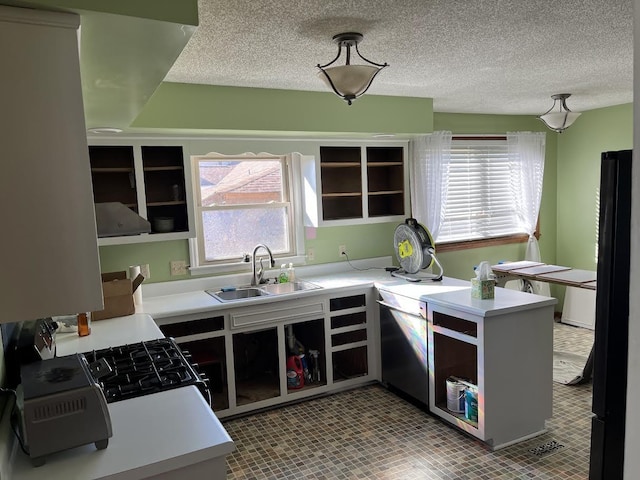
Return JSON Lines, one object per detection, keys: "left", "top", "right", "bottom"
{"left": 164, "top": 0, "right": 633, "bottom": 115}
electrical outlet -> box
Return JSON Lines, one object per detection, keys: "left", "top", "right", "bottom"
{"left": 339, "top": 244, "right": 347, "bottom": 257}
{"left": 140, "top": 264, "right": 150, "bottom": 279}
{"left": 307, "top": 248, "right": 315, "bottom": 261}
{"left": 170, "top": 260, "right": 188, "bottom": 276}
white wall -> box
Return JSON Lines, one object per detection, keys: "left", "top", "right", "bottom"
{"left": 625, "top": 0, "right": 640, "bottom": 476}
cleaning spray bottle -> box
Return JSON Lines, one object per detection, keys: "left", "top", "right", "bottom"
{"left": 286, "top": 355, "right": 304, "bottom": 389}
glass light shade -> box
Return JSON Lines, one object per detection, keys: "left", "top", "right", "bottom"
{"left": 317, "top": 64, "right": 380, "bottom": 97}
{"left": 539, "top": 111, "right": 581, "bottom": 133}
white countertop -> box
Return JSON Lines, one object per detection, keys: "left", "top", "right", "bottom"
{"left": 140, "top": 267, "right": 397, "bottom": 320}
{"left": 56, "top": 314, "right": 163, "bottom": 355}
{"left": 137, "top": 257, "right": 485, "bottom": 320}
{"left": 138, "top": 263, "right": 555, "bottom": 322}
{"left": 423, "top": 286, "right": 557, "bottom": 317}
{"left": 375, "top": 277, "right": 471, "bottom": 300}
{"left": 6, "top": 313, "right": 235, "bottom": 480}
{"left": 9, "top": 387, "right": 233, "bottom": 480}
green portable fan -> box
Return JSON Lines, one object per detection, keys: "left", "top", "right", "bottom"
{"left": 392, "top": 218, "right": 443, "bottom": 282}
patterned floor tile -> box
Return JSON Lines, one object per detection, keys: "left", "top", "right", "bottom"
{"left": 224, "top": 323, "right": 593, "bottom": 479}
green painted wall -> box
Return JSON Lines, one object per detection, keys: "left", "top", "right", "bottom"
{"left": 132, "top": 83, "right": 433, "bottom": 135}
{"left": 99, "top": 240, "right": 190, "bottom": 282}
{"left": 98, "top": 226, "right": 403, "bottom": 283}
{"left": 99, "top": 136, "right": 410, "bottom": 283}
{"left": 99, "top": 104, "right": 633, "bottom": 310}
{"left": 556, "top": 103, "right": 632, "bottom": 271}
{"left": 435, "top": 105, "right": 633, "bottom": 306}
{"left": 305, "top": 223, "right": 399, "bottom": 264}
{"left": 98, "top": 113, "right": 552, "bottom": 284}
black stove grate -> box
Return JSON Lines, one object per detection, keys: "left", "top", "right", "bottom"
{"left": 84, "top": 338, "right": 211, "bottom": 406}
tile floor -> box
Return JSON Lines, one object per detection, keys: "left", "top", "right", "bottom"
{"left": 223, "top": 323, "right": 594, "bottom": 479}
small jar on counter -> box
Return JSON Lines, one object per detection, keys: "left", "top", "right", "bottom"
{"left": 77, "top": 312, "right": 91, "bottom": 337}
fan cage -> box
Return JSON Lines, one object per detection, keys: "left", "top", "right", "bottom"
{"left": 394, "top": 221, "right": 434, "bottom": 274}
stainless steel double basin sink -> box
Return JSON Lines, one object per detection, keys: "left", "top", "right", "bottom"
{"left": 205, "top": 280, "right": 322, "bottom": 303}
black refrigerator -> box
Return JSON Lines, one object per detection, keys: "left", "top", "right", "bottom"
{"left": 589, "top": 149, "right": 632, "bottom": 479}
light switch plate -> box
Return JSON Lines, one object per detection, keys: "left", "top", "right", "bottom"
{"left": 170, "top": 260, "right": 187, "bottom": 276}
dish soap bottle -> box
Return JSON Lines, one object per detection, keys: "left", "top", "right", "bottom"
{"left": 287, "top": 263, "right": 296, "bottom": 282}
{"left": 278, "top": 264, "right": 289, "bottom": 283}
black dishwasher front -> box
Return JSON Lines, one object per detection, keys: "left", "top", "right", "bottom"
{"left": 378, "top": 293, "right": 428, "bottom": 407}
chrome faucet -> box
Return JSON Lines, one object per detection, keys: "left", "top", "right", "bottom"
{"left": 251, "top": 244, "right": 275, "bottom": 286}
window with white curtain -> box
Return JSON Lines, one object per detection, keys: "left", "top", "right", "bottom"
{"left": 437, "top": 138, "right": 525, "bottom": 243}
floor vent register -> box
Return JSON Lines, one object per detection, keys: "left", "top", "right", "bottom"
{"left": 528, "top": 440, "right": 565, "bottom": 459}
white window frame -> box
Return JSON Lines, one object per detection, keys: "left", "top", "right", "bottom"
{"left": 188, "top": 152, "right": 307, "bottom": 276}
{"left": 437, "top": 137, "right": 527, "bottom": 244}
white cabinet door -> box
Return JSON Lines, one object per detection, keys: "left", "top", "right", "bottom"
{"left": 0, "top": 6, "right": 103, "bottom": 322}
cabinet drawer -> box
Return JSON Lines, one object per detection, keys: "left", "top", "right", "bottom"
{"left": 330, "top": 311, "right": 366, "bottom": 329}
{"left": 433, "top": 311, "right": 478, "bottom": 338}
{"left": 159, "top": 315, "right": 224, "bottom": 338}
{"left": 231, "top": 300, "right": 325, "bottom": 329}
{"left": 331, "top": 329, "right": 367, "bottom": 347}
{"left": 329, "top": 294, "right": 366, "bottom": 311}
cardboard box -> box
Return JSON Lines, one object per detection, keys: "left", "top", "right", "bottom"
{"left": 91, "top": 271, "right": 144, "bottom": 321}
{"left": 471, "top": 278, "right": 495, "bottom": 300}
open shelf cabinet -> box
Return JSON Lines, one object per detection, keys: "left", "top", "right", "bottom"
{"left": 317, "top": 143, "right": 408, "bottom": 223}
{"left": 88, "top": 139, "right": 195, "bottom": 245}
{"left": 89, "top": 146, "right": 137, "bottom": 209}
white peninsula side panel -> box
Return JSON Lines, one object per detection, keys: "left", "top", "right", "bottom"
{"left": 424, "top": 287, "right": 557, "bottom": 449}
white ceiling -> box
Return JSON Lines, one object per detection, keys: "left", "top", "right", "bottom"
{"left": 164, "top": 0, "right": 633, "bottom": 115}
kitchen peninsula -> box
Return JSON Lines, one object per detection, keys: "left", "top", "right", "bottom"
{"left": 379, "top": 281, "right": 557, "bottom": 448}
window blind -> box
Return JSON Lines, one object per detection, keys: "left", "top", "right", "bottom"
{"left": 438, "top": 139, "right": 524, "bottom": 243}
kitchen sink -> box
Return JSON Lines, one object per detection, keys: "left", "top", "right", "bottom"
{"left": 205, "top": 287, "right": 270, "bottom": 302}
{"left": 259, "top": 281, "right": 322, "bottom": 295}
{"left": 205, "top": 280, "right": 322, "bottom": 303}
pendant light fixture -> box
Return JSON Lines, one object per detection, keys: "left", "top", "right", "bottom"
{"left": 317, "top": 32, "right": 388, "bottom": 105}
{"left": 538, "top": 93, "right": 581, "bottom": 133}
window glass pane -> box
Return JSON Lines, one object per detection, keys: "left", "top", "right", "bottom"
{"left": 202, "top": 207, "right": 290, "bottom": 262}
{"left": 199, "top": 160, "right": 284, "bottom": 207}
{"left": 438, "top": 140, "right": 523, "bottom": 243}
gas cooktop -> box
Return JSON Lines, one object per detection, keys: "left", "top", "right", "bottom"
{"left": 83, "top": 338, "right": 211, "bottom": 406}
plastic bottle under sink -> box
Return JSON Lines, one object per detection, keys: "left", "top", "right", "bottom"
{"left": 286, "top": 355, "right": 304, "bottom": 389}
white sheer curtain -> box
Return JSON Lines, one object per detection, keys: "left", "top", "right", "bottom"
{"left": 507, "top": 131, "right": 549, "bottom": 295}
{"left": 410, "top": 131, "right": 452, "bottom": 240}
